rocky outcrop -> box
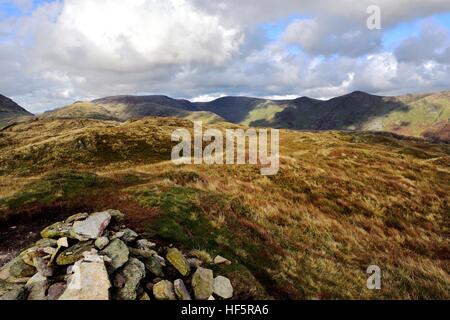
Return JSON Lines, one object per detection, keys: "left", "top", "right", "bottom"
{"left": 0, "top": 209, "right": 234, "bottom": 300}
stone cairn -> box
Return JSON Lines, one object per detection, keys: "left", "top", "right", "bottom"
{"left": 0, "top": 209, "right": 233, "bottom": 300}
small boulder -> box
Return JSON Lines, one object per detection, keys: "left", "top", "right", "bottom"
{"left": 214, "top": 255, "right": 232, "bottom": 265}
{"left": 94, "top": 237, "right": 109, "bottom": 250}
{"left": 187, "top": 258, "right": 203, "bottom": 269}
{"left": 153, "top": 280, "right": 176, "bottom": 300}
{"left": 174, "top": 279, "right": 191, "bottom": 300}
{"left": 213, "top": 276, "right": 233, "bottom": 299}
{"left": 129, "top": 247, "right": 157, "bottom": 259}
{"left": 166, "top": 248, "right": 190, "bottom": 276}
{"left": 40, "top": 221, "right": 72, "bottom": 239}
{"left": 143, "top": 255, "right": 164, "bottom": 278}
{"left": 100, "top": 239, "right": 129, "bottom": 273}
{"left": 9, "top": 256, "right": 36, "bottom": 278}
{"left": 192, "top": 267, "right": 214, "bottom": 300}
{"left": 136, "top": 239, "right": 156, "bottom": 250}
{"left": 26, "top": 273, "right": 48, "bottom": 300}
{"left": 0, "top": 279, "right": 26, "bottom": 300}
{"left": 72, "top": 211, "right": 111, "bottom": 240}
{"left": 33, "top": 256, "right": 53, "bottom": 277}
{"left": 56, "top": 241, "right": 94, "bottom": 266}
{"left": 47, "top": 282, "right": 66, "bottom": 300}
{"left": 114, "top": 258, "right": 146, "bottom": 300}
{"left": 107, "top": 209, "right": 125, "bottom": 223}
{"left": 120, "top": 228, "right": 138, "bottom": 243}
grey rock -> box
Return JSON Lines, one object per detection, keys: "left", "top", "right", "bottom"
{"left": 72, "top": 211, "right": 111, "bottom": 240}
{"left": 100, "top": 239, "right": 129, "bottom": 273}
{"left": 187, "top": 258, "right": 203, "bottom": 269}
{"left": 59, "top": 257, "right": 111, "bottom": 300}
{"left": 9, "top": 256, "right": 36, "bottom": 278}
{"left": 114, "top": 258, "right": 146, "bottom": 300}
{"left": 174, "top": 279, "right": 191, "bottom": 300}
{"left": 129, "top": 247, "right": 157, "bottom": 259}
{"left": 143, "top": 255, "right": 164, "bottom": 277}
{"left": 26, "top": 273, "right": 48, "bottom": 300}
{"left": 213, "top": 276, "right": 233, "bottom": 299}
{"left": 120, "top": 228, "right": 138, "bottom": 243}
{"left": 33, "top": 256, "right": 53, "bottom": 277}
{"left": 136, "top": 239, "right": 156, "bottom": 250}
{"left": 192, "top": 267, "right": 214, "bottom": 300}
{"left": 214, "top": 255, "right": 232, "bottom": 265}
{"left": 0, "top": 279, "right": 26, "bottom": 300}
{"left": 94, "top": 237, "right": 110, "bottom": 250}
{"left": 107, "top": 209, "right": 125, "bottom": 223}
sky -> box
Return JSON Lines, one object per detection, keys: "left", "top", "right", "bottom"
{"left": 1, "top": 0, "right": 450, "bottom": 113}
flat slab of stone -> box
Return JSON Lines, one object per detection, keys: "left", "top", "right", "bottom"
{"left": 56, "top": 241, "right": 94, "bottom": 266}
{"left": 59, "top": 259, "right": 111, "bottom": 300}
{"left": 72, "top": 211, "right": 111, "bottom": 240}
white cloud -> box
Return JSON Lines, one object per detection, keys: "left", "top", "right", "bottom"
{"left": 191, "top": 93, "right": 227, "bottom": 102}
{"left": 34, "top": 0, "right": 242, "bottom": 71}
{"left": 1, "top": 0, "right": 450, "bottom": 112}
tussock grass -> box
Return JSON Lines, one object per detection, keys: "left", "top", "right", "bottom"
{"left": 0, "top": 117, "right": 449, "bottom": 299}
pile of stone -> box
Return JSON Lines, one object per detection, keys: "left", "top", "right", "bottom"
{"left": 0, "top": 209, "right": 233, "bottom": 300}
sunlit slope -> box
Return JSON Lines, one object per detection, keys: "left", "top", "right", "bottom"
{"left": 0, "top": 117, "right": 449, "bottom": 299}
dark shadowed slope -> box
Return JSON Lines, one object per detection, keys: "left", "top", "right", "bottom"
{"left": 42, "top": 95, "right": 223, "bottom": 124}
{"left": 0, "top": 94, "right": 33, "bottom": 128}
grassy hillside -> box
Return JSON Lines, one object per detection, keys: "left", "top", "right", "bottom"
{"left": 42, "top": 99, "right": 223, "bottom": 124}
{"left": 0, "top": 117, "right": 449, "bottom": 299}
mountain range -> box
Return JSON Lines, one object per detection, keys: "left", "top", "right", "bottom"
{"left": 2, "top": 90, "right": 449, "bottom": 141}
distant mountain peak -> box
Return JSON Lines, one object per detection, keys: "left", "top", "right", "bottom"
{"left": 0, "top": 94, "right": 33, "bottom": 115}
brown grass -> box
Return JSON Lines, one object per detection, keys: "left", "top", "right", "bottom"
{"left": 0, "top": 117, "right": 449, "bottom": 299}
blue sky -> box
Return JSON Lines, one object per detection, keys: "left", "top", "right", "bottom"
{"left": 1, "top": 0, "right": 450, "bottom": 112}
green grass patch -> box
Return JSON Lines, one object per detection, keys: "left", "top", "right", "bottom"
{"left": 0, "top": 170, "right": 110, "bottom": 213}
{"left": 128, "top": 186, "right": 295, "bottom": 298}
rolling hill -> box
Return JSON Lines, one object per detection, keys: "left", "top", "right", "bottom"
{"left": 0, "top": 94, "right": 33, "bottom": 128}
{"left": 0, "top": 117, "right": 449, "bottom": 299}
{"left": 41, "top": 95, "right": 224, "bottom": 124}
{"left": 41, "top": 90, "right": 450, "bottom": 141}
